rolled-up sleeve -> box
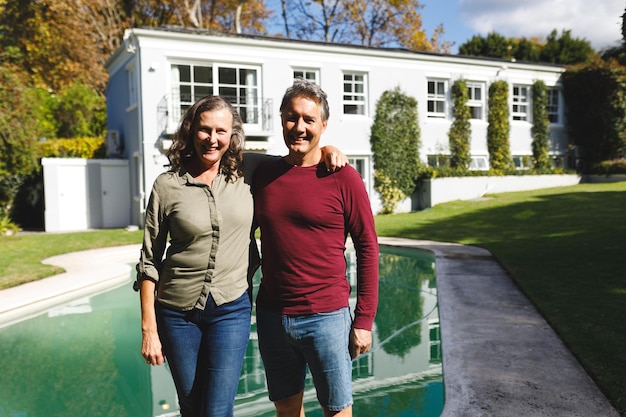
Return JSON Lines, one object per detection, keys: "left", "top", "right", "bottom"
{"left": 134, "top": 180, "right": 168, "bottom": 291}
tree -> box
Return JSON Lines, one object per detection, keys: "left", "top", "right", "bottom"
{"left": 370, "top": 87, "right": 421, "bottom": 214}
{"left": 55, "top": 83, "right": 107, "bottom": 138}
{"left": 146, "top": 0, "right": 271, "bottom": 34}
{"left": 0, "top": 65, "right": 40, "bottom": 224}
{"left": 449, "top": 79, "right": 471, "bottom": 170}
{"left": 561, "top": 58, "right": 626, "bottom": 169}
{"left": 459, "top": 32, "right": 512, "bottom": 59}
{"left": 513, "top": 37, "right": 542, "bottom": 62}
{"left": 276, "top": 0, "right": 450, "bottom": 52}
{"left": 460, "top": 29, "right": 594, "bottom": 65}
{"left": 343, "top": 0, "right": 450, "bottom": 51}
{"left": 487, "top": 80, "right": 512, "bottom": 172}
{"left": 539, "top": 29, "right": 594, "bottom": 65}
{"left": 531, "top": 80, "right": 551, "bottom": 170}
{"left": 77, "top": 0, "right": 129, "bottom": 57}
{"left": 0, "top": 0, "right": 271, "bottom": 95}
{"left": 0, "top": 0, "right": 111, "bottom": 93}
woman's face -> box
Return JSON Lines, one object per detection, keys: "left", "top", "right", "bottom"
{"left": 192, "top": 108, "right": 233, "bottom": 169}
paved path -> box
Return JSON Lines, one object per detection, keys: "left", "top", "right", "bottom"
{"left": 0, "top": 239, "right": 619, "bottom": 416}
{"left": 0, "top": 244, "right": 140, "bottom": 329}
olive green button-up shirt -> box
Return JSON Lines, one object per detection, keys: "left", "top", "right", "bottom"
{"left": 136, "top": 169, "right": 255, "bottom": 311}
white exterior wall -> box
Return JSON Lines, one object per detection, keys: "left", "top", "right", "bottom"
{"left": 106, "top": 28, "right": 567, "bottom": 221}
{"left": 418, "top": 174, "right": 581, "bottom": 208}
{"left": 42, "top": 158, "right": 131, "bottom": 232}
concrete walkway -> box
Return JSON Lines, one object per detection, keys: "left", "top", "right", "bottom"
{"left": 0, "top": 244, "right": 140, "bottom": 330}
{"left": 0, "top": 239, "right": 619, "bottom": 416}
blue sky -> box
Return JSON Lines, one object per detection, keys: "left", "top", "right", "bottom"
{"left": 420, "top": 0, "right": 624, "bottom": 53}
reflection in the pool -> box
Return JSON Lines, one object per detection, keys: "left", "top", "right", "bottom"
{"left": 0, "top": 247, "right": 443, "bottom": 417}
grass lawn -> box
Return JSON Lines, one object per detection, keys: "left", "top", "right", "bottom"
{"left": 0, "top": 228, "right": 143, "bottom": 289}
{"left": 1, "top": 181, "right": 625, "bottom": 413}
{"left": 375, "top": 181, "right": 626, "bottom": 414}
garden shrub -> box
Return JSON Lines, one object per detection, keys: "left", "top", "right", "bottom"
{"left": 449, "top": 79, "right": 471, "bottom": 171}
{"left": 487, "top": 80, "right": 513, "bottom": 172}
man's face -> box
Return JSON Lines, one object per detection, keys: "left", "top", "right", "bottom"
{"left": 281, "top": 96, "right": 328, "bottom": 157}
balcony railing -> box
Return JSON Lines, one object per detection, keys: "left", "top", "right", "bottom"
{"left": 157, "top": 94, "right": 274, "bottom": 138}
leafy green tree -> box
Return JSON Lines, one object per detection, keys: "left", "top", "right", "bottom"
{"left": 370, "top": 87, "right": 421, "bottom": 214}
{"left": 487, "top": 80, "right": 512, "bottom": 172}
{"left": 449, "top": 79, "right": 471, "bottom": 171}
{"left": 0, "top": 64, "right": 40, "bottom": 226}
{"left": 539, "top": 29, "right": 595, "bottom": 65}
{"left": 531, "top": 80, "right": 551, "bottom": 170}
{"left": 513, "top": 38, "right": 542, "bottom": 62}
{"left": 459, "top": 32, "right": 512, "bottom": 58}
{"left": 459, "top": 30, "right": 594, "bottom": 65}
{"left": 561, "top": 58, "right": 626, "bottom": 169}
{"left": 55, "top": 83, "right": 107, "bottom": 138}
{"left": 29, "top": 87, "right": 60, "bottom": 140}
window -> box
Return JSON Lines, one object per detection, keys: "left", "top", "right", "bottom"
{"left": 348, "top": 157, "right": 368, "bottom": 180}
{"left": 293, "top": 68, "right": 319, "bottom": 84}
{"left": 512, "top": 84, "right": 530, "bottom": 121}
{"left": 427, "top": 154, "right": 450, "bottom": 168}
{"left": 126, "top": 61, "right": 138, "bottom": 109}
{"left": 343, "top": 73, "right": 367, "bottom": 115}
{"left": 512, "top": 155, "right": 532, "bottom": 170}
{"left": 348, "top": 156, "right": 370, "bottom": 194}
{"left": 466, "top": 82, "right": 484, "bottom": 120}
{"left": 548, "top": 88, "right": 560, "bottom": 124}
{"left": 469, "top": 156, "right": 489, "bottom": 170}
{"left": 171, "top": 63, "right": 260, "bottom": 128}
{"left": 427, "top": 80, "right": 447, "bottom": 118}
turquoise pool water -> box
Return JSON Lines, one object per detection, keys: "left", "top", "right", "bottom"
{"left": 0, "top": 247, "right": 443, "bottom": 417}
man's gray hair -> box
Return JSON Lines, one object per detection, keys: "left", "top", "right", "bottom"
{"left": 280, "top": 78, "right": 330, "bottom": 122}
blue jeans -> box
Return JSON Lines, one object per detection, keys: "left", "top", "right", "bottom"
{"left": 257, "top": 307, "right": 353, "bottom": 411}
{"left": 156, "top": 293, "right": 251, "bottom": 417}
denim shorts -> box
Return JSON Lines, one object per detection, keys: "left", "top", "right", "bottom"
{"left": 256, "top": 307, "right": 353, "bottom": 411}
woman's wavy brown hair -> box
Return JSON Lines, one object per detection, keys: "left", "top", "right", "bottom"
{"left": 167, "top": 95, "right": 244, "bottom": 182}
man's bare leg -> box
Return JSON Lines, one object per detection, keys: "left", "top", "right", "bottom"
{"left": 323, "top": 405, "right": 352, "bottom": 417}
{"left": 275, "top": 391, "right": 305, "bottom": 417}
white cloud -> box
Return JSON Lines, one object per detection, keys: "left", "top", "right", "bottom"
{"left": 458, "top": 0, "right": 623, "bottom": 50}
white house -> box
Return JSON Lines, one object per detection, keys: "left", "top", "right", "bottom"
{"left": 103, "top": 26, "right": 568, "bottom": 227}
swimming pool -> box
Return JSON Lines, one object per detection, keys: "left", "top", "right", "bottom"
{"left": 0, "top": 247, "right": 443, "bottom": 417}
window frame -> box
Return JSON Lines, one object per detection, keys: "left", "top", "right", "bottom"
{"left": 125, "top": 60, "right": 138, "bottom": 111}
{"left": 512, "top": 155, "right": 532, "bottom": 170}
{"left": 469, "top": 156, "right": 489, "bottom": 171}
{"left": 169, "top": 61, "right": 262, "bottom": 133}
{"left": 427, "top": 79, "right": 448, "bottom": 118}
{"left": 342, "top": 72, "right": 368, "bottom": 116}
{"left": 547, "top": 88, "right": 560, "bottom": 124}
{"left": 348, "top": 156, "right": 371, "bottom": 194}
{"left": 512, "top": 84, "right": 530, "bottom": 121}
{"left": 293, "top": 68, "right": 319, "bottom": 84}
{"left": 466, "top": 81, "right": 485, "bottom": 120}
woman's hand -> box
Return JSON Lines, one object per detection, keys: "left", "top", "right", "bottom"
{"left": 320, "top": 145, "right": 348, "bottom": 172}
{"left": 140, "top": 278, "right": 165, "bottom": 366}
{"left": 142, "top": 327, "right": 165, "bottom": 366}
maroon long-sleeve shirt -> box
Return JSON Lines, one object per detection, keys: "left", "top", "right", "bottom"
{"left": 253, "top": 158, "right": 379, "bottom": 330}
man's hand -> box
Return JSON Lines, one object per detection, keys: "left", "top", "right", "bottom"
{"left": 349, "top": 327, "right": 372, "bottom": 359}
